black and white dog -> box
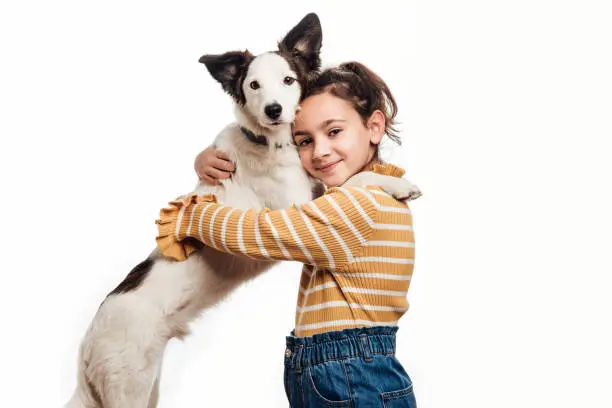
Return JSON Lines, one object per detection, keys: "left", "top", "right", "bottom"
{"left": 66, "top": 13, "right": 420, "bottom": 408}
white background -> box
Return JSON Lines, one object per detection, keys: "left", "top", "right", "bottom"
{"left": 1, "top": 1, "right": 611, "bottom": 407}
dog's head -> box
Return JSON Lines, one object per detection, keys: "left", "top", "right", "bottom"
{"left": 199, "top": 13, "right": 322, "bottom": 129}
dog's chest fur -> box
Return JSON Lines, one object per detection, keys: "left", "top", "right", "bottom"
{"left": 194, "top": 123, "right": 314, "bottom": 211}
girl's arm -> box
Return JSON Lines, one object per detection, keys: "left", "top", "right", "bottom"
{"left": 156, "top": 186, "right": 381, "bottom": 268}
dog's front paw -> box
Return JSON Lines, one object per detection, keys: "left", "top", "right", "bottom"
{"left": 344, "top": 171, "right": 422, "bottom": 204}
{"left": 392, "top": 182, "right": 423, "bottom": 203}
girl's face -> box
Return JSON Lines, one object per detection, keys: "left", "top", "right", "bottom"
{"left": 292, "top": 92, "right": 384, "bottom": 187}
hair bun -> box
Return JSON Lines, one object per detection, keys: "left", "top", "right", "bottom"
{"left": 338, "top": 61, "right": 368, "bottom": 75}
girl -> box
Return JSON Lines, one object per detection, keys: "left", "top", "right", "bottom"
{"left": 157, "top": 61, "right": 419, "bottom": 407}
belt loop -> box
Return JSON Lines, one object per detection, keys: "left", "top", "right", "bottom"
{"left": 359, "top": 333, "right": 373, "bottom": 362}
{"left": 295, "top": 345, "right": 304, "bottom": 374}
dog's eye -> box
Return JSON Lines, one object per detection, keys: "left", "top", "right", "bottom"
{"left": 284, "top": 76, "right": 295, "bottom": 85}
{"left": 249, "top": 81, "right": 260, "bottom": 90}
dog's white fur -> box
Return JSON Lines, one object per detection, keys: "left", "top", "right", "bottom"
{"left": 65, "top": 14, "right": 421, "bottom": 408}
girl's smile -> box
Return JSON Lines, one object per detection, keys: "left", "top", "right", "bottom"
{"left": 316, "top": 160, "right": 342, "bottom": 172}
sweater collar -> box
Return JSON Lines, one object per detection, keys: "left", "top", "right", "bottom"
{"left": 363, "top": 160, "right": 406, "bottom": 178}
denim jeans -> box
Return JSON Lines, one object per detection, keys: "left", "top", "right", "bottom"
{"left": 284, "top": 326, "right": 417, "bottom": 407}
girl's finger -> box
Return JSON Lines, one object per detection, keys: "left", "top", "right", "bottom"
{"left": 195, "top": 165, "right": 206, "bottom": 180}
{"left": 207, "top": 167, "right": 232, "bottom": 180}
{"left": 215, "top": 150, "right": 231, "bottom": 160}
{"left": 214, "top": 157, "right": 235, "bottom": 172}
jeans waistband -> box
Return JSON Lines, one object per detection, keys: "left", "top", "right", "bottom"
{"left": 284, "top": 326, "right": 398, "bottom": 369}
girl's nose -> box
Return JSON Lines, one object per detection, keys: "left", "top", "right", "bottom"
{"left": 312, "top": 138, "right": 331, "bottom": 159}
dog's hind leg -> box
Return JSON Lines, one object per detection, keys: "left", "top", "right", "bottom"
{"left": 98, "top": 352, "right": 163, "bottom": 408}
{"left": 76, "top": 255, "right": 204, "bottom": 408}
{"left": 147, "top": 358, "right": 163, "bottom": 408}
{"left": 80, "top": 291, "right": 170, "bottom": 408}
{"left": 65, "top": 341, "right": 102, "bottom": 408}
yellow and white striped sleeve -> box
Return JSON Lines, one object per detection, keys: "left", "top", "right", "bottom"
{"left": 156, "top": 186, "right": 379, "bottom": 267}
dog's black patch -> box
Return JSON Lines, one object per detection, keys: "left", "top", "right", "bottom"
{"left": 199, "top": 50, "right": 254, "bottom": 105}
{"left": 312, "top": 181, "right": 326, "bottom": 199}
{"left": 277, "top": 13, "right": 322, "bottom": 85}
{"left": 108, "top": 258, "right": 154, "bottom": 296}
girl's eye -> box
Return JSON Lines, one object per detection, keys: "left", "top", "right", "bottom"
{"left": 329, "top": 128, "right": 342, "bottom": 136}
{"left": 249, "top": 80, "right": 260, "bottom": 90}
{"left": 284, "top": 76, "right": 295, "bottom": 85}
{"left": 295, "top": 138, "right": 312, "bottom": 147}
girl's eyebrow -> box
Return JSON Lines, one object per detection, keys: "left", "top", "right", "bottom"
{"left": 293, "top": 129, "right": 311, "bottom": 137}
{"left": 293, "top": 119, "right": 346, "bottom": 137}
{"left": 319, "top": 119, "right": 346, "bottom": 129}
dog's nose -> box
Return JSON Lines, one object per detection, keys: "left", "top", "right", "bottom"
{"left": 265, "top": 103, "right": 282, "bottom": 120}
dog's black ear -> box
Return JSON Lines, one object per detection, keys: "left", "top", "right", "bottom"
{"left": 199, "top": 50, "right": 254, "bottom": 104}
{"left": 278, "top": 13, "right": 322, "bottom": 73}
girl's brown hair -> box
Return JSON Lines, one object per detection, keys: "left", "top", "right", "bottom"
{"left": 301, "top": 61, "right": 400, "bottom": 145}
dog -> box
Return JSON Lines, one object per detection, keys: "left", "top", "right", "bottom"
{"left": 65, "top": 13, "right": 421, "bottom": 408}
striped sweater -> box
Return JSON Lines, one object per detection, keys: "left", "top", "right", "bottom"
{"left": 156, "top": 163, "right": 415, "bottom": 337}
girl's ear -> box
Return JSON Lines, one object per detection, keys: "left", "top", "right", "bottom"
{"left": 368, "top": 110, "right": 386, "bottom": 145}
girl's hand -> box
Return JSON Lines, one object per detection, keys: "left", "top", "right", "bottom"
{"left": 194, "top": 145, "right": 235, "bottom": 186}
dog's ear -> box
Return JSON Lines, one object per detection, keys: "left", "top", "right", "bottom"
{"left": 278, "top": 13, "right": 322, "bottom": 73}
{"left": 199, "top": 50, "right": 254, "bottom": 104}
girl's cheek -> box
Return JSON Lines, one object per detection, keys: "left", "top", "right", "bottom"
{"left": 299, "top": 152, "right": 319, "bottom": 177}
{"left": 298, "top": 149, "right": 310, "bottom": 168}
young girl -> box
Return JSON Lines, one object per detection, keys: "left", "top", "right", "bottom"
{"left": 157, "top": 61, "right": 419, "bottom": 407}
